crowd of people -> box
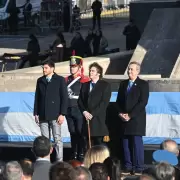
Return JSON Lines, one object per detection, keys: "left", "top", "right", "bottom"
{"left": 24, "top": 49, "right": 179, "bottom": 180}
{"left": 0, "top": 137, "right": 179, "bottom": 180}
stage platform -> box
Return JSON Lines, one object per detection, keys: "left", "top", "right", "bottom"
{"left": 0, "top": 142, "right": 163, "bottom": 150}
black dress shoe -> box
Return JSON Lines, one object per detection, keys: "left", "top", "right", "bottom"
{"left": 121, "top": 169, "right": 132, "bottom": 175}
{"left": 71, "top": 152, "right": 78, "bottom": 160}
{"left": 78, "top": 153, "right": 84, "bottom": 162}
{"left": 133, "top": 170, "right": 142, "bottom": 176}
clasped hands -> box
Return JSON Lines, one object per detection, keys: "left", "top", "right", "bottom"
{"left": 118, "top": 113, "right": 131, "bottom": 121}
{"left": 83, "top": 111, "right": 93, "bottom": 121}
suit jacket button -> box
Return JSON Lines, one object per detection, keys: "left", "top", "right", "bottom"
{"left": 52, "top": 101, "right": 54, "bottom": 103}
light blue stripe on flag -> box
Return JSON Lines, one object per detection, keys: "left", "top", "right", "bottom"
{"left": 0, "top": 92, "right": 180, "bottom": 115}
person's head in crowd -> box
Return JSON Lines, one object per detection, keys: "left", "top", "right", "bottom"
{"left": 42, "top": 60, "right": 55, "bottom": 77}
{"left": 29, "top": 34, "right": 38, "bottom": 42}
{"left": 3, "top": 161, "right": 24, "bottom": 180}
{"left": 57, "top": 31, "right": 65, "bottom": 42}
{"left": 68, "top": 160, "right": 83, "bottom": 168}
{"left": 75, "top": 32, "right": 83, "bottom": 39}
{"left": 129, "top": 18, "right": 135, "bottom": 25}
{"left": 87, "top": 29, "right": 93, "bottom": 36}
{"left": 19, "top": 159, "right": 33, "bottom": 180}
{"left": 127, "top": 61, "right": 141, "bottom": 81}
{"left": 49, "top": 162, "right": 78, "bottom": 180}
{"left": 0, "top": 161, "right": 5, "bottom": 175}
{"left": 103, "top": 157, "right": 121, "bottom": 180}
{"left": 142, "top": 167, "right": 157, "bottom": 179}
{"left": 155, "top": 162, "right": 175, "bottom": 180}
{"left": 95, "top": 30, "right": 102, "bottom": 37}
{"left": 89, "top": 62, "right": 103, "bottom": 82}
{"left": 75, "top": 166, "right": 92, "bottom": 180}
{"left": 83, "top": 145, "right": 110, "bottom": 168}
{"left": 160, "top": 139, "right": 179, "bottom": 157}
{"left": 153, "top": 150, "right": 178, "bottom": 166}
{"left": 89, "top": 163, "right": 110, "bottom": 180}
{"left": 32, "top": 136, "right": 53, "bottom": 159}
{"left": 139, "top": 174, "right": 156, "bottom": 180}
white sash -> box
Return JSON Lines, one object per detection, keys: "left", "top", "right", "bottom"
{"left": 67, "top": 76, "right": 81, "bottom": 99}
{"left": 67, "top": 76, "right": 81, "bottom": 88}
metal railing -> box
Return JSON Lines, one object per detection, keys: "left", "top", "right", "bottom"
{"left": 0, "top": 6, "right": 129, "bottom": 34}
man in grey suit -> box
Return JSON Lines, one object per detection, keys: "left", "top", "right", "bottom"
{"left": 32, "top": 136, "right": 53, "bottom": 180}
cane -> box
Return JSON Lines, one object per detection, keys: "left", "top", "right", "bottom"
{"left": 87, "top": 120, "right": 91, "bottom": 148}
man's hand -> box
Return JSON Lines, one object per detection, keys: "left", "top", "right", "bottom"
{"left": 123, "top": 114, "right": 131, "bottom": 121}
{"left": 57, "top": 115, "right": 65, "bottom": 125}
{"left": 118, "top": 113, "right": 131, "bottom": 121}
{"left": 83, "top": 111, "right": 93, "bottom": 121}
{"left": 35, "top": 115, "right": 39, "bottom": 125}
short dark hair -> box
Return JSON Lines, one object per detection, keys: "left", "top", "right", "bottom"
{"left": 89, "top": 62, "right": 103, "bottom": 79}
{"left": 49, "top": 162, "right": 78, "bottom": 180}
{"left": 42, "top": 60, "right": 55, "bottom": 68}
{"left": 19, "top": 159, "right": 33, "bottom": 177}
{"left": 104, "top": 157, "right": 121, "bottom": 180}
{"left": 89, "top": 163, "right": 108, "bottom": 180}
{"left": 32, "top": 136, "right": 51, "bottom": 158}
{"left": 75, "top": 166, "right": 92, "bottom": 180}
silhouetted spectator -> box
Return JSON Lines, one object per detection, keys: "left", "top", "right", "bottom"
{"left": 6, "top": 1, "right": 20, "bottom": 34}
{"left": 71, "top": 32, "right": 85, "bottom": 57}
{"left": 91, "top": 0, "right": 102, "bottom": 30}
{"left": 84, "top": 29, "right": 94, "bottom": 57}
{"left": 123, "top": 19, "right": 140, "bottom": 51}
{"left": 19, "top": 34, "right": 40, "bottom": 68}
{"left": 93, "top": 30, "right": 108, "bottom": 56}
{"left": 63, "top": 1, "right": 70, "bottom": 32}
{"left": 19, "top": 0, "right": 32, "bottom": 27}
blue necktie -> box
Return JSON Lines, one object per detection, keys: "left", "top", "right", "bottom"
{"left": 127, "top": 81, "right": 133, "bottom": 92}
{"left": 46, "top": 77, "right": 51, "bottom": 82}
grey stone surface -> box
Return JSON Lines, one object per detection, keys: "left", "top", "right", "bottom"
{"left": 130, "top": 8, "right": 180, "bottom": 78}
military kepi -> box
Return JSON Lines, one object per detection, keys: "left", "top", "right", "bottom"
{"left": 70, "top": 56, "right": 82, "bottom": 66}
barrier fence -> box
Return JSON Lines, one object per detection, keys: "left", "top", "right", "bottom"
{"left": 0, "top": 6, "right": 129, "bottom": 34}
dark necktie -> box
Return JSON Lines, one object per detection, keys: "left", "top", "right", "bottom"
{"left": 91, "top": 82, "right": 95, "bottom": 89}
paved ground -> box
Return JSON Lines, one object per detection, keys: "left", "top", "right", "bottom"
{"left": 0, "top": 19, "right": 128, "bottom": 54}
{"left": 0, "top": 18, "right": 128, "bottom": 71}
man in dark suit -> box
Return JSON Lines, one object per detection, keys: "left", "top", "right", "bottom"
{"left": 116, "top": 61, "right": 149, "bottom": 175}
{"left": 32, "top": 136, "right": 52, "bottom": 180}
{"left": 78, "top": 62, "right": 111, "bottom": 146}
{"left": 34, "top": 60, "right": 68, "bottom": 161}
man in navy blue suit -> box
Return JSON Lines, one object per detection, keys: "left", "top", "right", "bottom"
{"left": 116, "top": 61, "right": 149, "bottom": 175}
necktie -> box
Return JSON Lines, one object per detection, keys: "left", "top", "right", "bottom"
{"left": 46, "top": 77, "right": 51, "bottom": 83}
{"left": 127, "top": 81, "right": 133, "bottom": 92}
{"left": 91, "top": 83, "right": 95, "bottom": 89}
